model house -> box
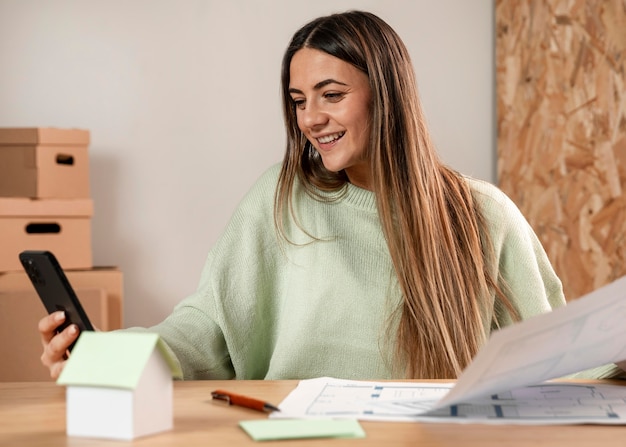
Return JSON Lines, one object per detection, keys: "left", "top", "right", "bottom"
{"left": 57, "top": 331, "right": 181, "bottom": 440}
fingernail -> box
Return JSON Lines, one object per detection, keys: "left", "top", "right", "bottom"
{"left": 54, "top": 311, "right": 65, "bottom": 321}
{"left": 68, "top": 325, "right": 78, "bottom": 335}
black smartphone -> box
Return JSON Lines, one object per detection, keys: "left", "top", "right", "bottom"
{"left": 19, "top": 250, "right": 94, "bottom": 351}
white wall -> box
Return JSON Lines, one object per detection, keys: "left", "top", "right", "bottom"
{"left": 0, "top": 0, "right": 495, "bottom": 327}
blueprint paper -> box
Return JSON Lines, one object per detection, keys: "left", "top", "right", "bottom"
{"left": 437, "top": 274, "right": 626, "bottom": 408}
{"left": 272, "top": 377, "right": 626, "bottom": 424}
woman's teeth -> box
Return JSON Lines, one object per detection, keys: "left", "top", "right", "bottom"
{"left": 317, "top": 132, "right": 344, "bottom": 144}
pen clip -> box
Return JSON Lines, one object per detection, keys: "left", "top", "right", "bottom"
{"left": 211, "top": 391, "right": 232, "bottom": 405}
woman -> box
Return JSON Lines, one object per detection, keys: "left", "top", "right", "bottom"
{"left": 38, "top": 10, "right": 622, "bottom": 381}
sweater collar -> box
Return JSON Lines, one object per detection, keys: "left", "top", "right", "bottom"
{"left": 340, "top": 182, "right": 378, "bottom": 212}
{"left": 300, "top": 174, "right": 378, "bottom": 212}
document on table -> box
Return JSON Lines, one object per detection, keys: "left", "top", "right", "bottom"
{"left": 273, "top": 275, "right": 626, "bottom": 425}
{"left": 272, "top": 377, "right": 626, "bottom": 424}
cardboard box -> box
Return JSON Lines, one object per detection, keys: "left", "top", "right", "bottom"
{"left": 0, "top": 267, "right": 123, "bottom": 331}
{"left": 0, "top": 127, "right": 90, "bottom": 198}
{"left": 0, "top": 198, "right": 93, "bottom": 271}
{"left": 0, "top": 127, "right": 90, "bottom": 146}
{"left": 0, "top": 288, "right": 110, "bottom": 382}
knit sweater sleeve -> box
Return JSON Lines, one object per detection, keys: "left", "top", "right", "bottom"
{"left": 469, "top": 178, "right": 565, "bottom": 326}
{"left": 137, "top": 164, "right": 283, "bottom": 380}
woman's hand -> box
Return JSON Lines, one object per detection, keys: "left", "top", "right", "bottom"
{"left": 38, "top": 311, "right": 80, "bottom": 380}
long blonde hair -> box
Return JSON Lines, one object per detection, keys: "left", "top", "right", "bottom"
{"left": 275, "top": 10, "right": 515, "bottom": 378}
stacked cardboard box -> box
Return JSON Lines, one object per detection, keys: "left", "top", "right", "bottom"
{"left": 0, "top": 127, "right": 124, "bottom": 381}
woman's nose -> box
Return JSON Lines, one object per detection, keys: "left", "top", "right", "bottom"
{"left": 300, "top": 103, "right": 328, "bottom": 129}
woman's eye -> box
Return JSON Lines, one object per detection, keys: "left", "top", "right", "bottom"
{"left": 292, "top": 98, "right": 306, "bottom": 110}
{"left": 324, "top": 92, "right": 344, "bottom": 102}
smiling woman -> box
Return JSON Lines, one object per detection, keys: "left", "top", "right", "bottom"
{"left": 38, "top": 10, "right": 626, "bottom": 382}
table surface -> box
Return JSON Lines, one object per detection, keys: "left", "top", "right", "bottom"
{"left": 2, "top": 379, "right": 626, "bottom": 446}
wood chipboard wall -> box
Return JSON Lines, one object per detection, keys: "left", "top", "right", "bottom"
{"left": 496, "top": 0, "right": 626, "bottom": 300}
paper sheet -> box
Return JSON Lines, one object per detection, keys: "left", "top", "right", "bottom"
{"left": 272, "top": 377, "right": 626, "bottom": 424}
{"left": 272, "top": 275, "right": 626, "bottom": 425}
{"left": 438, "top": 274, "right": 626, "bottom": 408}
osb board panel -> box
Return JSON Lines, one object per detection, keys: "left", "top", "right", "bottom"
{"left": 496, "top": 0, "right": 626, "bottom": 300}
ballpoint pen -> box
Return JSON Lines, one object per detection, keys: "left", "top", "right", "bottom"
{"left": 211, "top": 389, "right": 281, "bottom": 413}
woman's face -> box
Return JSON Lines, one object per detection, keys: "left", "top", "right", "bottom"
{"left": 289, "top": 48, "right": 372, "bottom": 190}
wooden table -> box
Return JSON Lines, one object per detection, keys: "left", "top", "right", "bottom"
{"left": 2, "top": 380, "right": 626, "bottom": 446}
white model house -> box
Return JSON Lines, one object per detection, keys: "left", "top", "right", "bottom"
{"left": 57, "top": 331, "right": 182, "bottom": 440}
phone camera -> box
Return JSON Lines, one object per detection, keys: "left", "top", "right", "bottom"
{"left": 23, "top": 259, "right": 45, "bottom": 285}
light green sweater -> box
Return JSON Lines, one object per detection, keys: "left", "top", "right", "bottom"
{"left": 141, "top": 164, "right": 620, "bottom": 380}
